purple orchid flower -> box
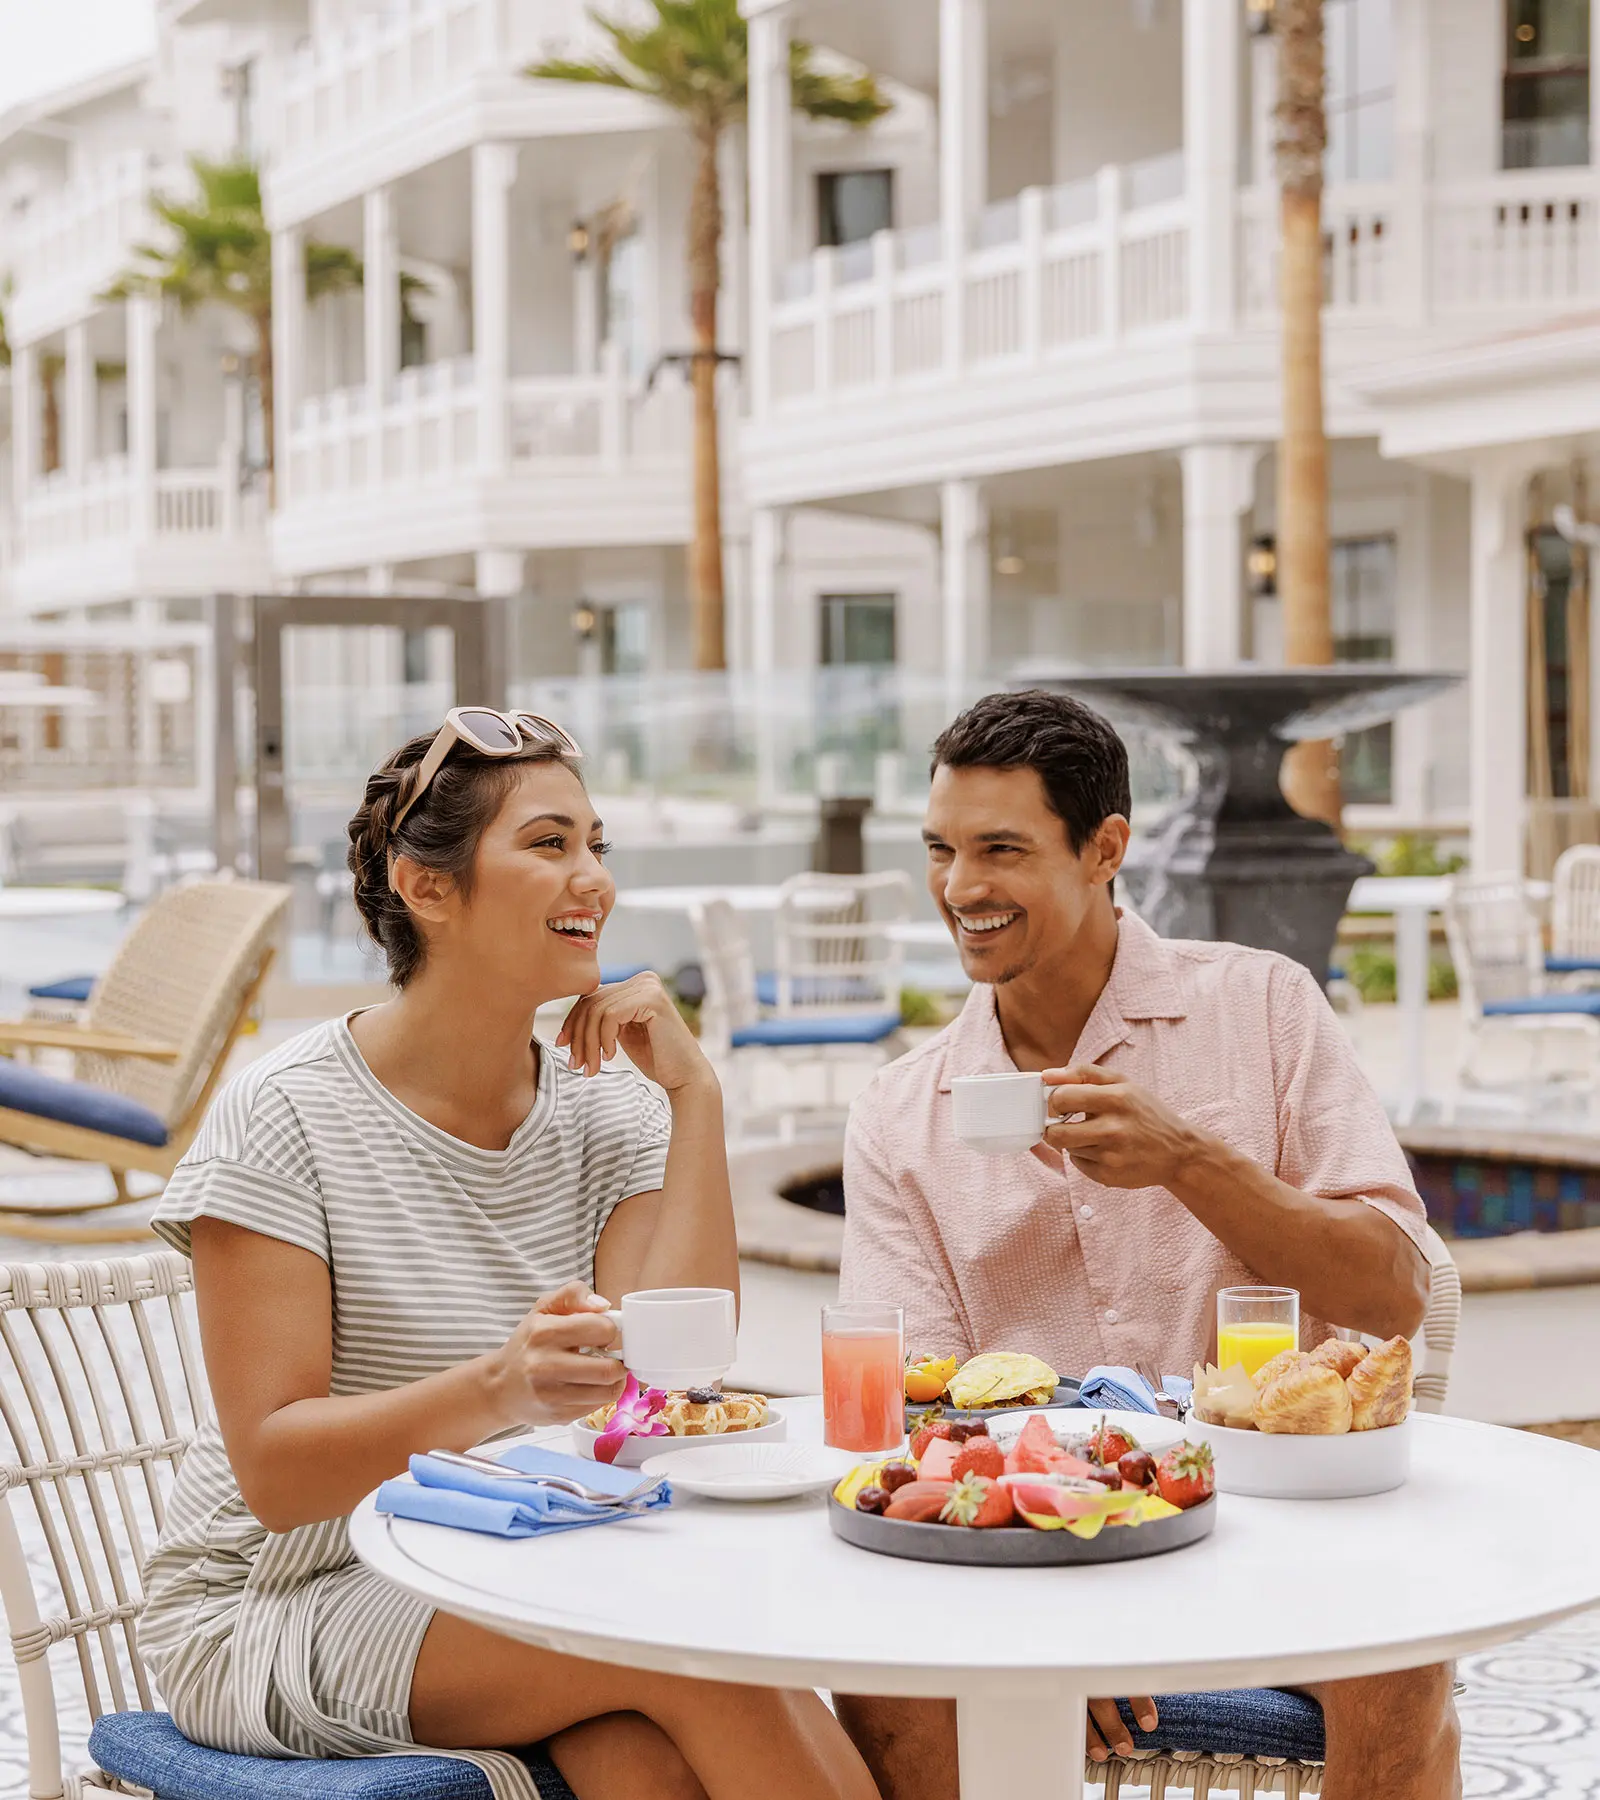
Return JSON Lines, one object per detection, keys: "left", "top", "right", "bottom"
{"left": 594, "top": 1373, "right": 669, "bottom": 1464}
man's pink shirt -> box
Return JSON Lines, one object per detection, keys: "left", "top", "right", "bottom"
{"left": 839, "top": 911, "right": 1429, "bottom": 1376}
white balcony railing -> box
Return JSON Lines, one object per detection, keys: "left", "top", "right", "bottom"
{"left": 18, "top": 459, "right": 257, "bottom": 560}
{"left": 769, "top": 154, "right": 1191, "bottom": 408}
{"left": 285, "top": 352, "right": 690, "bottom": 503}
{"left": 278, "top": 0, "right": 574, "bottom": 170}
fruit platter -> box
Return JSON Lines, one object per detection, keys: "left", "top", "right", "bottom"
{"left": 830, "top": 1410, "right": 1218, "bottom": 1566}
{"left": 903, "top": 1350, "right": 1081, "bottom": 1426}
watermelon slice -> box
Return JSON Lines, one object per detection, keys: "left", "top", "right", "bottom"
{"left": 1004, "top": 1414, "right": 1061, "bottom": 1475}
{"left": 917, "top": 1437, "right": 962, "bottom": 1483}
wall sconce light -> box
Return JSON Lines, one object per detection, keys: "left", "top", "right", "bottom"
{"left": 1246, "top": 0, "right": 1275, "bottom": 36}
{"left": 568, "top": 220, "right": 591, "bottom": 263}
{"left": 219, "top": 351, "right": 242, "bottom": 378}
{"left": 572, "top": 603, "right": 597, "bottom": 640}
{"left": 993, "top": 520, "right": 1025, "bottom": 577}
{"left": 1247, "top": 534, "right": 1278, "bottom": 598}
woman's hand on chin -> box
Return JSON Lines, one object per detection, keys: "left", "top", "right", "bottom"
{"left": 556, "top": 971, "right": 714, "bottom": 1095}
{"left": 485, "top": 1281, "right": 628, "bottom": 1428}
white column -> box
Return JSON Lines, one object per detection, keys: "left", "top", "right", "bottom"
{"left": 364, "top": 185, "right": 399, "bottom": 486}
{"left": 11, "top": 343, "right": 37, "bottom": 514}
{"left": 1469, "top": 455, "right": 1532, "bottom": 877}
{"left": 63, "top": 320, "right": 93, "bottom": 480}
{"left": 1393, "top": 0, "right": 1432, "bottom": 325}
{"left": 1184, "top": 0, "right": 1240, "bottom": 332}
{"left": 271, "top": 223, "right": 305, "bottom": 507}
{"left": 472, "top": 142, "right": 517, "bottom": 478}
{"left": 940, "top": 0, "right": 987, "bottom": 372}
{"left": 1249, "top": 30, "right": 1277, "bottom": 189}
{"left": 747, "top": 5, "right": 793, "bottom": 418}
{"left": 125, "top": 294, "right": 159, "bottom": 538}
{"left": 941, "top": 477, "right": 990, "bottom": 697}
{"left": 750, "top": 504, "right": 788, "bottom": 678}
{"left": 1181, "top": 443, "right": 1258, "bottom": 668}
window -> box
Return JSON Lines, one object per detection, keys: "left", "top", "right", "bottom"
{"left": 1332, "top": 535, "right": 1397, "bottom": 804}
{"left": 1324, "top": 0, "right": 1395, "bottom": 181}
{"left": 1531, "top": 527, "right": 1580, "bottom": 798}
{"left": 229, "top": 60, "right": 259, "bottom": 159}
{"left": 599, "top": 603, "right": 650, "bottom": 676}
{"left": 1504, "top": 0, "right": 1591, "bottom": 169}
{"left": 820, "top": 594, "right": 897, "bottom": 667}
{"left": 816, "top": 170, "right": 894, "bottom": 249}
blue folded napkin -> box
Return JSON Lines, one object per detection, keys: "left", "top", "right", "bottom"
{"left": 376, "top": 1442, "right": 672, "bottom": 1539}
{"left": 1074, "top": 1365, "right": 1194, "bottom": 1415}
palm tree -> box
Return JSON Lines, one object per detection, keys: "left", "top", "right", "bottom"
{"left": 104, "top": 158, "right": 363, "bottom": 505}
{"left": 529, "top": 0, "right": 889, "bottom": 671}
{"left": 1275, "top": 0, "right": 1341, "bottom": 826}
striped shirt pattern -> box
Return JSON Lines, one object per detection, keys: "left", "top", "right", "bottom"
{"left": 139, "top": 1015, "right": 670, "bottom": 1797}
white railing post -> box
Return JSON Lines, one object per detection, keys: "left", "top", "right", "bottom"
{"left": 601, "top": 339, "right": 626, "bottom": 472}
{"left": 1019, "top": 187, "right": 1045, "bottom": 363}
{"left": 814, "top": 248, "right": 837, "bottom": 396}
{"left": 872, "top": 229, "right": 896, "bottom": 388}
{"left": 126, "top": 294, "right": 159, "bottom": 540}
{"left": 1098, "top": 165, "right": 1123, "bottom": 340}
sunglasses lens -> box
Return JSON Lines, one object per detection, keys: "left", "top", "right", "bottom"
{"left": 515, "top": 713, "right": 581, "bottom": 755}
{"left": 457, "top": 710, "right": 521, "bottom": 751}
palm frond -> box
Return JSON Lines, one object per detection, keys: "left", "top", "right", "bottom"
{"left": 790, "top": 43, "right": 891, "bottom": 127}
{"left": 524, "top": 54, "right": 650, "bottom": 95}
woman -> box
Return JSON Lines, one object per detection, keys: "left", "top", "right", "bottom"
{"left": 141, "top": 712, "right": 879, "bottom": 1800}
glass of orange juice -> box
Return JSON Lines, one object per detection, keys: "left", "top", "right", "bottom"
{"left": 821, "top": 1303, "right": 904, "bottom": 1453}
{"left": 1217, "top": 1286, "right": 1299, "bottom": 1378}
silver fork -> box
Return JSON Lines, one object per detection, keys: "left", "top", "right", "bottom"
{"left": 426, "top": 1447, "right": 661, "bottom": 1508}
{"left": 1134, "top": 1357, "right": 1183, "bottom": 1421}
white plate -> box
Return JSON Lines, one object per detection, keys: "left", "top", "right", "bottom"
{"left": 985, "top": 1406, "right": 1187, "bottom": 1458}
{"left": 1185, "top": 1413, "right": 1412, "bottom": 1499}
{"left": 571, "top": 1407, "right": 787, "bottom": 1467}
{"left": 641, "top": 1442, "right": 855, "bottom": 1501}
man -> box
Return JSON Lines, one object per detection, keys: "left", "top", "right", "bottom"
{"left": 835, "top": 690, "right": 1458, "bottom": 1800}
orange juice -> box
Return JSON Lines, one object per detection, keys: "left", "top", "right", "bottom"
{"left": 1217, "top": 1320, "right": 1297, "bottom": 1378}
{"left": 822, "top": 1329, "right": 904, "bottom": 1453}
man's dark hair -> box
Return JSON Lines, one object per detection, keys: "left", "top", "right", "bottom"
{"left": 930, "top": 689, "right": 1132, "bottom": 852}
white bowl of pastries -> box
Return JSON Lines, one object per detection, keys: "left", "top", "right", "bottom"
{"left": 1184, "top": 1336, "right": 1414, "bottom": 1499}
{"left": 571, "top": 1389, "right": 785, "bottom": 1467}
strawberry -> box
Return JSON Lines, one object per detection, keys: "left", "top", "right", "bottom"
{"left": 952, "top": 1436, "right": 1005, "bottom": 1482}
{"left": 1154, "top": 1441, "right": 1215, "bottom": 1510}
{"left": 910, "top": 1419, "right": 956, "bottom": 1460}
{"left": 940, "top": 1473, "right": 1016, "bottom": 1529}
{"left": 1090, "top": 1419, "right": 1140, "bottom": 1466}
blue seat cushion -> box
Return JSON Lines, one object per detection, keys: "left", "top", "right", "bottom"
{"left": 26, "top": 974, "right": 95, "bottom": 1002}
{"left": 0, "top": 1058, "right": 168, "bottom": 1147}
{"left": 1482, "top": 991, "right": 1600, "bottom": 1018}
{"left": 1119, "top": 1688, "right": 1326, "bottom": 1762}
{"left": 732, "top": 1011, "right": 902, "bottom": 1049}
{"left": 89, "top": 1713, "right": 577, "bottom": 1800}
{"left": 754, "top": 973, "right": 882, "bottom": 1007}
{"left": 1545, "top": 955, "right": 1600, "bottom": 974}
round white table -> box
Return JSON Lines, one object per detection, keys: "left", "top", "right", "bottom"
{"left": 352, "top": 1398, "right": 1600, "bottom": 1800}
{"left": 0, "top": 888, "right": 123, "bottom": 920}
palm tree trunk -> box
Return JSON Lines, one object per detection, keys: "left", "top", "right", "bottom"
{"left": 41, "top": 358, "right": 61, "bottom": 477}
{"left": 688, "top": 122, "right": 726, "bottom": 672}
{"left": 254, "top": 307, "right": 275, "bottom": 510}
{"left": 1276, "top": 0, "right": 1341, "bottom": 828}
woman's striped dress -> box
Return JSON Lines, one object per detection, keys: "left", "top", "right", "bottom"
{"left": 140, "top": 1015, "right": 671, "bottom": 1799}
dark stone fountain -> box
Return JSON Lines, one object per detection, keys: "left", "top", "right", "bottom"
{"left": 1022, "top": 668, "right": 1460, "bottom": 981}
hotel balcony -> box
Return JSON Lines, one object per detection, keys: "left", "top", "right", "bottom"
{"left": 745, "top": 160, "right": 1600, "bottom": 507}
{"left": 270, "top": 347, "right": 693, "bottom": 577}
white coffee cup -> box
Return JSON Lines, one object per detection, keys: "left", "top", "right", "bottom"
{"left": 951, "top": 1072, "right": 1049, "bottom": 1155}
{"left": 601, "top": 1286, "right": 738, "bottom": 1390}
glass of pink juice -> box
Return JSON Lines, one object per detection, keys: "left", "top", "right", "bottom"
{"left": 821, "top": 1304, "right": 904, "bottom": 1453}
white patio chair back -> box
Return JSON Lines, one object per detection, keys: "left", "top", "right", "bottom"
{"left": 1551, "top": 843, "right": 1600, "bottom": 961}
{"left": 1442, "top": 875, "right": 1545, "bottom": 1019}
{"left": 691, "top": 899, "right": 761, "bottom": 1060}
{"left": 773, "top": 872, "right": 912, "bottom": 1016}
{"left": 0, "top": 1253, "right": 207, "bottom": 1800}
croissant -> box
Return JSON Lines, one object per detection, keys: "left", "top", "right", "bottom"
{"left": 1254, "top": 1362, "right": 1353, "bottom": 1434}
{"left": 1307, "top": 1338, "right": 1367, "bottom": 1380}
{"left": 1251, "top": 1348, "right": 1310, "bottom": 1392}
{"left": 1346, "top": 1336, "right": 1413, "bottom": 1430}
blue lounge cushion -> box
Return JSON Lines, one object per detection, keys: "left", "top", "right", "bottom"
{"left": 0, "top": 1058, "right": 168, "bottom": 1147}
{"left": 1482, "top": 991, "right": 1600, "bottom": 1018}
{"left": 1545, "top": 955, "right": 1600, "bottom": 974}
{"left": 1121, "top": 1687, "right": 1326, "bottom": 1762}
{"left": 732, "top": 1011, "right": 902, "bottom": 1049}
{"left": 89, "top": 1712, "right": 577, "bottom": 1800}
{"left": 754, "top": 972, "right": 881, "bottom": 1007}
{"left": 26, "top": 974, "right": 95, "bottom": 1002}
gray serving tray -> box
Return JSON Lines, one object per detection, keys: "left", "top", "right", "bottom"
{"left": 905, "top": 1379, "right": 1082, "bottom": 1430}
{"left": 828, "top": 1491, "right": 1216, "bottom": 1566}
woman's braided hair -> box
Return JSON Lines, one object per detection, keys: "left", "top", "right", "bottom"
{"left": 346, "top": 728, "right": 581, "bottom": 988}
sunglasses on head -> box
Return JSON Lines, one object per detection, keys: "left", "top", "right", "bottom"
{"left": 392, "top": 708, "right": 584, "bottom": 834}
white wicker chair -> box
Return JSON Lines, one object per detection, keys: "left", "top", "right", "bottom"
{"left": 1549, "top": 843, "right": 1600, "bottom": 981}
{"left": 1087, "top": 1224, "right": 1461, "bottom": 1796}
{"left": 0, "top": 1252, "right": 209, "bottom": 1799}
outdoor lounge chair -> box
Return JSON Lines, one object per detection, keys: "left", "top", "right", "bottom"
{"left": 0, "top": 1252, "right": 577, "bottom": 1799}
{"left": 0, "top": 879, "right": 290, "bottom": 1244}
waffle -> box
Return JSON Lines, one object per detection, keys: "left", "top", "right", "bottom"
{"left": 583, "top": 1389, "right": 769, "bottom": 1436}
